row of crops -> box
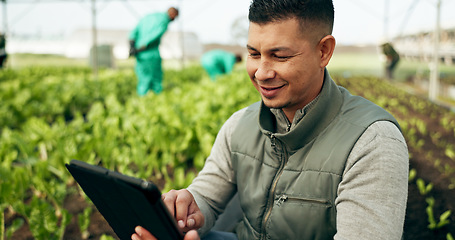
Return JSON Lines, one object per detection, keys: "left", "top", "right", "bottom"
{"left": 1, "top": 64, "right": 455, "bottom": 239}
{"left": 0, "top": 65, "right": 259, "bottom": 239}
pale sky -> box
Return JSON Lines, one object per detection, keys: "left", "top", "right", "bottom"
{"left": 2, "top": 0, "right": 455, "bottom": 45}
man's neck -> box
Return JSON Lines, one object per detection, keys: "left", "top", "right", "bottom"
{"left": 270, "top": 94, "right": 321, "bottom": 133}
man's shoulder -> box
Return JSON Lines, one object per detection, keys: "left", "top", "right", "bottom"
{"left": 244, "top": 101, "right": 261, "bottom": 112}
{"left": 362, "top": 121, "right": 405, "bottom": 144}
{"left": 338, "top": 86, "right": 398, "bottom": 129}
{"left": 227, "top": 103, "right": 258, "bottom": 122}
{"left": 142, "top": 12, "right": 168, "bottom": 22}
{"left": 223, "top": 102, "right": 260, "bottom": 130}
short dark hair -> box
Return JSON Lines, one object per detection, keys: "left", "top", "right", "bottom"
{"left": 169, "top": 7, "right": 179, "bottom": 13}
{"left": 235, "top": 54, "right": 242, "bottom": 63}
{"left": 248, "top": 0, "right": 334, "bottom": 37}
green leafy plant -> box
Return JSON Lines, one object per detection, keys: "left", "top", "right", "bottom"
{"left": 426, "top": 197, "right": 452, "bottom": 230}
{"left": 409, "top": 168, "right": 417, "bottom": 182}
{"left": 100, "top": 234, "right": 116, "bottom": 240}
{"left": 0, "top": 205, "right": 4, "bottom": 240}
{"left": 25, "top": 196, "right": 71, "bottom": 240}
{"left": 78, "top": 207, "right": 92, "bottom": 239}
{"left": 417, "top": 178, "right": 433, "bottom": 196}
{"left": 6, "top": 218, "right": 24, "bottom": 239}
{"left": 446, "top": 147, "right": 455, "bottom": 161}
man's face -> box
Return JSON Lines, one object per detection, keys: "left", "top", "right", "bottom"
{"left": 246, "top": 18, "right": 325, "bottom": 116}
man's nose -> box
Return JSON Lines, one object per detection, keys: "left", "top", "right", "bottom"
{"left": 254, "top": 60, "right": 275, "bottom": 81}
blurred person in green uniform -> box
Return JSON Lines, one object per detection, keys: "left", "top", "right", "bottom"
{"left": 201, "top": 49, "right": 242, "bottom": 80}
{"left": 129, "top": 7, "right": 179, "bottom": 96}
{"left": 0, "top": 32, "right": 7, "bottom": 68}
{"left": 381, "top": 42, "right": 400, "bottom": 80}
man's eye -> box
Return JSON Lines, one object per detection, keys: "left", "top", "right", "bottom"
{"left": 275, "top": 55, "right": 290, "bottom": 60}
{"left": 249, "top": 53, "right": 260, "bottom": 58}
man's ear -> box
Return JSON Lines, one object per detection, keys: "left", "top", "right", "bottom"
{"left": 318, "top": 35, "right": 336, "bottom": 68}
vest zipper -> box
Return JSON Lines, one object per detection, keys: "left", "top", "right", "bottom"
{"left": 260, "top": 134, "right": 288, "bottom": 240}
{"left": 269, "top": 134, "right": 276, "bottom": 147}
{"left": 276, "top": 194, "right": 331, "bottom": 206}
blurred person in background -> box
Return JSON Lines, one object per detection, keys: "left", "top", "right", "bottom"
{"left": 129, "top": 7, "right": 179, "bottom": 96}
{"left": 132, "top": 0, "right": 409, "bottom": 239}
{"left": 381, "top": 42, "right": 400, "bottom": 80}
{"left": 201, "top": 49, "right": 242, "bottom": 80}
{"left": 0, "top": 32, "right": 7, "bottom": 68}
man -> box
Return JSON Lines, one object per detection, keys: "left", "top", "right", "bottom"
{"left": 381, "top": 42, "right": 400, "bottom": 80}
{"left": 0, "top": 33, "right": 7, "bottom": 68}
{"left": 132, "top": 0, "right": 409, "bottom": 239}
{"left": 129, "top": 7, "right": 179, "bottom": 96}
{"left": 201, "top": 49, "right": 242, "bottom": 80}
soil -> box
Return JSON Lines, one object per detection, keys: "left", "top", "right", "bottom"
{"left": 404, "top": 161, "right": 455, "bottom": 240}
{"left": 392, "top": 85, "right": 455, "bottom": 239}
{"left": 401, "top": 117, "right": 455, "bottom": 240}
{"left": 5, "top": 192, "right": 118, "bottom": 240}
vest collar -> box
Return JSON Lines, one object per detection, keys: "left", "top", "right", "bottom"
{"left": 259, "top": 69, "right": 343, "bottom": 152}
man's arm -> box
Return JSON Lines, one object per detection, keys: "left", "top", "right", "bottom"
{"left": 335, "top": 121, "right": 409, "bottom": 240}
{"left": 129, "top": 40, "right": 137, "bottom": 57}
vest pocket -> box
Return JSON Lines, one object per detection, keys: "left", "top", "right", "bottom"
{"left": 275, "top": 194, "right": 332, "bottom": 207}
{"left": 266, "top": 194, "right": 335, "bottom": 239}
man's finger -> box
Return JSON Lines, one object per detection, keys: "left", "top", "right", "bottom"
{"left": 187, "top": 211, "right": 204, "bottom": 229}
{"left": 162, "top": 190, "right": 178, "bottom": 216}
{"left": 133, "top": 226, "right": 157, "bottom": 240}
{"left": 174, "top": 191, "right": 192, "bottom": 227}
{"left": 185, "top": 230, "right": 201, "bottom": 240}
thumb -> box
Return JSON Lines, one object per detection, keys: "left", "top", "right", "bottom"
{"left": 184, "top": 230, "right": 200, "bottom": 240}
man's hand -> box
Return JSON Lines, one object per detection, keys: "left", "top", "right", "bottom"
{"left": 131, "top": 189, "right": 204, "bottom": 240}
{"left": 129, "top": 40, "right": 137, "bottom": 57}
{"left": 162, "top": 189, "right": 204, "bottom": 232}
{"left": 132, "top": 226, "right": 200, "bottom": 240}
{"left": 129, "top": 45, "right": 148, "bottom": 57}
{"left": 129, "top": 47, "right": 137, "bottom": 57}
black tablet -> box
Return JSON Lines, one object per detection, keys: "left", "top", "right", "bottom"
{"left": 65, "top": 159, "right": 184, "bottom": 240}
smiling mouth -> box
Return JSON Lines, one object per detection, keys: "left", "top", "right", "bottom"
{"left": 261, "top": 85, "right": 284, "bottom": 90}
{"left": 259, "top": 85, "right": 285, "bottom": 98}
